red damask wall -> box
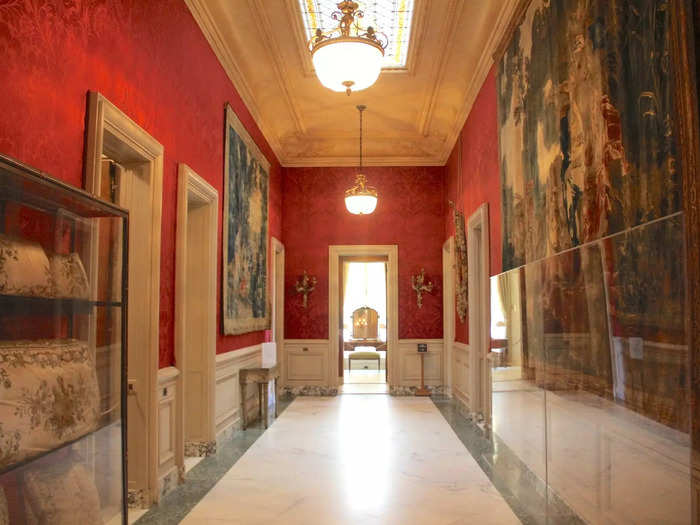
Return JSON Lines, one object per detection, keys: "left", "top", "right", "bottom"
{"left": 444, "top": 68, "right": 502, "bottom": 344}
{"left": 283, "top": 166, "right": 445, "bottom": 340}
{"left": 0, "top": 0, "right": 282, "bottom": 367}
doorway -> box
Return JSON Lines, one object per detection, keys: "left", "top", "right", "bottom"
{"left": 329, "top": 245, "right": 398, "bottom": 395}
{"left": 340, "top": 257, "right": 388, "bottom": 393}
{"left": 85, "top": 93, "right": 163, "bottom": 507}
{"left": 175, "top": 164, "right": 218, "bottom": 465}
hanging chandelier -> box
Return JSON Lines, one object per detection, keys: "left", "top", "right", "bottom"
{"left": 308, "top": 1, "right": 388, "bottom": 95}
{"left": 345, "top": 105, "right": 378, "bottom": 215}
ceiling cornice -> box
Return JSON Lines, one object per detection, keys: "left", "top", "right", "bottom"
{"left": 416, "top": 0, "right": 462, "bottom": 137}
{"left": 185, "top": 0, "right": 285, "bottom": 161}
{"left": 437, "top": 0, "right": 521, "bottom": 165}
{"left": 248, "top": 0, "right": 306, "bottom": 134}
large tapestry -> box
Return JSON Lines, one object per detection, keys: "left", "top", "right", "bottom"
{"left": 223, "top": 105, "right": 269, "bottom": 335}
{"left": 497, "top": 0, "right": 680, "bottom": 271}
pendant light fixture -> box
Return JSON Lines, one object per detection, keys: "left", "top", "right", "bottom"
{"left": 345, "top": 105, "right": 378, "bottom": 215}
{"left": 308, "top": 1, "right": 388, "bottom": 96}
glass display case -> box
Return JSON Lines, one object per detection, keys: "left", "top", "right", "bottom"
{"left": 0, "top": 154, "right": 127, "bottom": 525}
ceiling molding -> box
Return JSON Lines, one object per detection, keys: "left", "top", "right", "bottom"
{"left": 188, "top": 0, "right": 519, "bottom": 168}
{"left": 437, "top": 0, "right": 521, "bottom": 165}
{"left": 185, "top": 0, "right": 284, "bottom": 161}
{"left": 248, "top": 0, "right": 306, "bottom": 134}
{"left": 284, "top": 0, "right": 315, "bottom": 77}
{"left": 416, "top": 0, "right": 462, "bottom": 137}
{"left": 396, "top": 0, "right": 428, "bottom": 76}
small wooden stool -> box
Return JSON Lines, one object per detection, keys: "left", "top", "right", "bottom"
{"left": 239, "top": 365, "right": 279, "bottom": 430}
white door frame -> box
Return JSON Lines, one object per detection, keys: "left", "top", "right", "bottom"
{"left": 442, "top": 236, "right": 455, "bottom": 396}
{"left": 467, "top": 204, "right": 490, "bottom": 422}
{"left": 85, "top": 92, "right": 163, "bottom": 506}
{"left": 271, "top": 237, "right": 285, "bottom": 364}
{"left": 329, "top": 245, "right": 398, "bottom": 388}
{"left": 175, "top": 164, "right": 218, "bottom": 458}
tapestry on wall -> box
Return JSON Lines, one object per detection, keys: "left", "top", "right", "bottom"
{"left": 497, "top": 0, "right": 681, "bottom": 272}
{"left": 223, "top": 105, "right": 269, "bottom": 335}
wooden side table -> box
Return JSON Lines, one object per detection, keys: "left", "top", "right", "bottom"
{"left": 239, "top": 365, "right": 279, "bottom": 430}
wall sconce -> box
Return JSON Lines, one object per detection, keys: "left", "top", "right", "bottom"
{"left": 295, "top": 270, "right": 317, "bottom": 308}
{"left": 411, "top": 268, "right": 434, "bottom": 309}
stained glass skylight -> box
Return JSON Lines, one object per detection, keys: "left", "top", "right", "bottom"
{"left": 299, "top": 0, "right": 415, "bottom": 69}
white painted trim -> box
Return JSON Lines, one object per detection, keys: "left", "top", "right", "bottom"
{"left": 84, "top": 91, "right": 163, "bottom": 506}
{"left": 442, "top": 237, "right": 456, "bottom": 395}
{"left": 328, "top": 245, "right": 399, "bottom": 388}
{"left": 215, "top": 345, "right": 263, "bottom": 438}
{"left": 467, "top": 203, "right": 491, "bottom": 421}
{"left": 271, "top": 237, "right": 285, "bottom": 363}
{"left": 452, "top": 342, "right": 471, "bottom": 408}
{"left": 175, "top": 163, "right": 218, "bottom": 479}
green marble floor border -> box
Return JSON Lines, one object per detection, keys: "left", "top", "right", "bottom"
{"left": 431, "top": 396, "right": 585, "bottom": 525}
{"left": 134, "top": 396, "right": 294, "bottom": 525}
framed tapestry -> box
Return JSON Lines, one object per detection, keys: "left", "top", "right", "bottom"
{"left": 222, "top": 104, "right": 270, "bottom": 335}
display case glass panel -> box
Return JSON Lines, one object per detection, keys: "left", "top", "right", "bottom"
{"left": 0, "top": 155, "right": 127, "bottom": 525}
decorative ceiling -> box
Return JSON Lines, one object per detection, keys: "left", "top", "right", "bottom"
{"left": 185, "top": 0, "right": 519, "bottom": 166}
{"left": 298, "top": 0, "right": 415, "bottom": 68}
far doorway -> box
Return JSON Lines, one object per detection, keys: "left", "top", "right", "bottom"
{"left": 340, "top": 257, "right": 388, "bottom": 394}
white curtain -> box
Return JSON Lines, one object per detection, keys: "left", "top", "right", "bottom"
{"left": 343, "top": 262, "right": 387, "bottom": 341}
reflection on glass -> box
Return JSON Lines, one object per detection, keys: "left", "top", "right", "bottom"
{"left": 491, "top": 214, "right": 690, "bottom": 524}
{"left": 0, "top": 164, "right": 125, "bottom": 524}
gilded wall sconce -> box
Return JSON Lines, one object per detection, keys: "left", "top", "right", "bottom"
{"left": 295, "top": 270, "right": 317, "bottom": 309}
{"left": 411, "top": 268, "right": 434, "bottom": 308}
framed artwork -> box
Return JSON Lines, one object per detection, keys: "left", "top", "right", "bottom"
{"left": 222, "top": 104, "right": 270, "bottom": 335}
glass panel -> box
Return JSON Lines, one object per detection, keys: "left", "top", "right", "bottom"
{"left": 0, "top": 159, "right": 126, "bottom": 524}
{"left": 299, "top": 0, "right": 415, "bottom": 68}
{"left": 491, "top": 267, "right": 548, "bottom": 485}
{"left": 491, "top": 213, "right": 691, "bottom": 523}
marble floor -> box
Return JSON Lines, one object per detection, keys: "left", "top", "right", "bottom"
{"left": 180, "top": 395, "right": 519, "bottom": 524}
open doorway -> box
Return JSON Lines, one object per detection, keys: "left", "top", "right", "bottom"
{"left": 85, "top": 93, "right": 163, "bottom": 508}
{"left": 341, "top": 257, "right": 388, "bottom": 393}
{"left": 329, "top": 245, "right": 398, "bottom": 395}
{"left": 175, "top": 164, "right": 218, "bottom": 469}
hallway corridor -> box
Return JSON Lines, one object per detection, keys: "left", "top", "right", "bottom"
{"left": 172, "top": 396, "right": 518, "bottom": 524}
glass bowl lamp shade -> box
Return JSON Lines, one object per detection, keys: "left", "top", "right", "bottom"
{"left": 312, "top": 38, "right": 384, "bottom": 94}
{"left": 308, "top": 1, "right": 387, "bottom": 95}
{"left": 345, "top": 174, "right": 378, "bottom": 215}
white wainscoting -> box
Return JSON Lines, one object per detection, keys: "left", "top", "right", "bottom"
{"left": 282, "top": 340, "right": 331, "bottom": 387}
{"left": 395, "top": 339, "right": 444, "bottom": 386}
{"left": 157, "top": 366, "right": 180, "bottom": 500}
{"left": 215, "top": 345, "right": 262, "bottom": 440}
{"left": 453, "top": 342, "right": 471, "bottom": 408}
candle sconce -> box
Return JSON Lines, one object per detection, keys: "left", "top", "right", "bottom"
{"left": 295, "top": 270, "right": 317, "bottom": 309}
{"left": 411, "top": 268, "right": 434, "bottom": 309}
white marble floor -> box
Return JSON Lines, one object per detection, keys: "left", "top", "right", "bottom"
{"left": 181, "top": 396, "right": 519, "bottom": 524}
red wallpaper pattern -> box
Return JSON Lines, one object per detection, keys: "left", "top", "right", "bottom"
{"left": 0, "top": 0, "right": 282, "bottom": 367}
{"left": 444, "top": 68, "right": 502, "bottom": 344}
{"left": 283, "top": 166, "right": 445, "bottom": 340}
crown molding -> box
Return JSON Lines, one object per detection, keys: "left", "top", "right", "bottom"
{"left": 248, "top": 0, "right": 306, "bottom": 134}
{"left": 185, "top": 0, "right": 284, "bottom": 160}
{"left": 416, "top": 0, "right": 462, "bottom": 137}
{"left": 437, "top": 0, "right": 521, "bottom": 165}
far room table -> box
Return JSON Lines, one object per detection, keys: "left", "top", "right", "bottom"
{"left": 239, "top": 365, "right": 279, "bottom": 429}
